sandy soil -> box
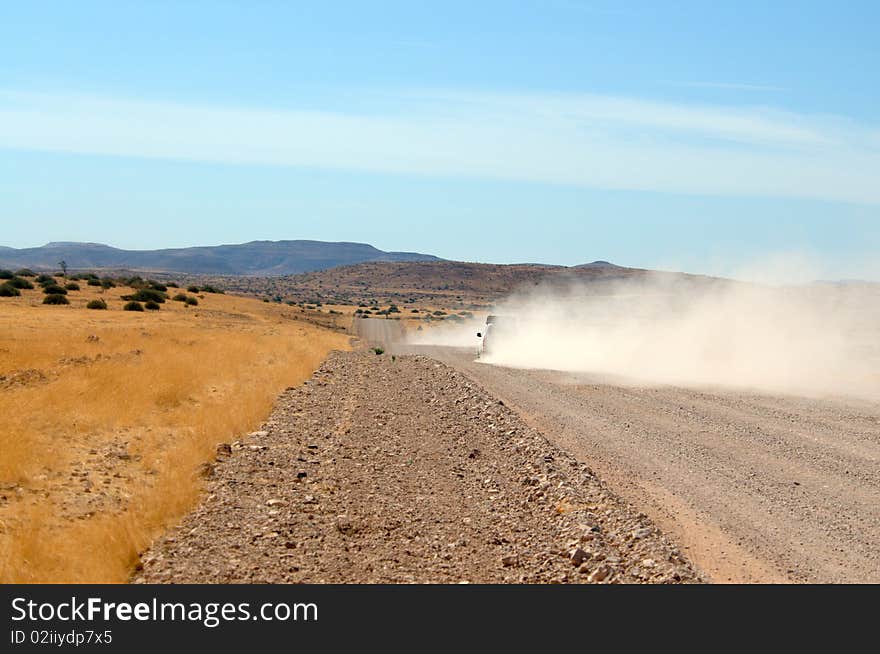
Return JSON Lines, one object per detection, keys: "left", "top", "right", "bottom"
{"left": 416, "top": 346, "right": 880, "bottom": 584}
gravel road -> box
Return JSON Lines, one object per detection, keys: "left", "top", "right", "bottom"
{"left": 134, "top": 351, "right": 698, "bottom": 584}
{"left": 414, "top": 346, "right": 880, "bottom": 584}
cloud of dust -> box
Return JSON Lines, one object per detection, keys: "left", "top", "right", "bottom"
{"left": 406, "top": 316, "right": 485, "bottom": 348}
{"left": 409, "top": 269, "right": 880, "bottom": 399}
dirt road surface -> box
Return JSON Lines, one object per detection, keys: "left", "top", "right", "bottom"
{"left": 353, "top": 316, "right": 404, "bottom": 347}
{"left": 135, "top": 351, "right": 698, "bottom": 584}
{"left": 412, "top": 345, "right": 880, "bottom": 584}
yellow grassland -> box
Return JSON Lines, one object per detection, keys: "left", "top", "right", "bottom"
{"left": 0, "top": 281, "right": 349, "bottom": 583}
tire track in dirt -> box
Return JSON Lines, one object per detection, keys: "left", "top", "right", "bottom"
{"left": 418, "top": 346, "right": 880, "bottom": 584}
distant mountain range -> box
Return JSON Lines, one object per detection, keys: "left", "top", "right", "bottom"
{"left": 0, "top": 240, "right": 442, "bottom": 276}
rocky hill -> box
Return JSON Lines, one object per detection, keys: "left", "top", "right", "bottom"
{"left": 0, "top": 240, "right": 440, "bottom": 275}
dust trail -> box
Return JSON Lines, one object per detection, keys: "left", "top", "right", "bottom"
{"left": 410, "top": 271, "right": 880, "bottom": 399}
{"left": 406, "top": 317, "right": 485, "bottom": 348}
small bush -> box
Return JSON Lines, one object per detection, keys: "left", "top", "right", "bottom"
{"left": 122, "top": 288, "right": 166, "bottom": 303}
{"left": 144, "top": 300, "right": 161, "bottom": 311}
{"left": 172, "top": 293, "right": 188, "bottom": 302}
{"left": 42, "top": 284, "right": 67, "bottom": 295}
{"left": 8, "top": 277, "right": 34, "bottom": 290}
{"left": 185, "top": 297, "right": 198, "bottom": 306}
{"left": 148, "top": 280, "right": 167, "bottom": 292}
{"left": 36, "top": 274, "right": 54, "bottom": 284}
{"left": 86, "top": 299, "right": 107, "bottom": 310}
{"left": 187, "top": 285, "right": 199, "bottom": 293}
{"left": 14, "top": 268, "right": 35, "bottom": 277}
{"left": 166, "top": 281, "right": 179, "bottom": 288}
{"left": 372, "top": 347, "right": 385, "bottom": 355}
{"left": 87, "top": 278, "right": 102, "bottom": 286}
{"left": 201, "top": 285, "right": 223, "bottom": 294}
{"left": 43, "top": 293, "right": 69, "bottom": 305}
{"left": 123, "top": 301, "right": 145, "bottom": 312}
{"left": 65, "top": 282, "right": 80, "bottom": 291}
{"left": 0, "top": 270, "right": 13, "bottom": 279}
{"left": 0, "top": 283, "right": 21, "bottom": 297}
{"left": 100, "top": 279, "right": 116, "bottom": 289}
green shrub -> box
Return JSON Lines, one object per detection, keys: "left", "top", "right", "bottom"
{"left": 14, "top": 269, "right": 35, "bottom": 277}
{"left": 42, "top": 284, "right": 67, "bottom": 295}
{"left": 372, "top": 347, "right": 385, "bottom": 355}
{"left": 86, "top": 299, "right": 107, "bottom": 310}
{"left": 122, "top": 288, "right": 166, "bottom": 303}
{"left": 201, "top": 285, "right": 223, "bottom": 294}
{"left": 144, "top": 300, "right": 161, "bottom": 311}
{"left": 187, "top": 285, "right": 199, "bottom": 293}
{"left": 65, "top": 282, "right": 80, "bottom": 291}
{"left": 100, "top": 279, "right": 116, "bottom": 289}
{"left": 185, "top": 297, "right": 198, "bottom": 306}
{"left": 0, "top": 270, "right": 13, "bottom": 279}
{"left": 43, "top": 293, "right": 69, "bottom": 305}
{"left": 123, "top": 301, "right": 144, "bottom": 312}
{"left": 172, "top": 293, "right": 188, "bottom": 302}
{"left": 36, "top": 274, "right": 54, "bottom": 284}
{"left": 0, "top": 283, "right": 21, "bottom": 297}
{"left": 87, "top": 278, "right": 102, "bottom": 286}
{"left": 8, "top": 277, "right": 34, "bottom": 290}
{"left": 148, "top": 280, "right": 167, "bottom": 292}
{"left": 166, "top": 281, "right": 179, "bottom": 288}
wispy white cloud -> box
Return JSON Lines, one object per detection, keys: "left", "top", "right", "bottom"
{"left": 673, "top": 81, "right": 788, "bottom": 92}
{"left": 0, "top": 88, "right": 878, "bottom": 204}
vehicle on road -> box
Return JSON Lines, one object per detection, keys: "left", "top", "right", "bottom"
{"left": 477, "top": 315, "right": 515, "bottom": 357}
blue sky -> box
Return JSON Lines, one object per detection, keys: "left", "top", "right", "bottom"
{"left": 2, "top": 1, "right": 878, "bottom": 279}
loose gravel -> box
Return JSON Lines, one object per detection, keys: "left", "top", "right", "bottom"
{"left": 134, "top": 351, "right": 700, "bottom": 584}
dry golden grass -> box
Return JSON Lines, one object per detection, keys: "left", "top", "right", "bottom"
{"left": 0, "top": 280, "right": 349, "bottom": 583}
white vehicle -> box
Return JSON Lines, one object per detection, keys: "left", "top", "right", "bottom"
{"left": 476, "top": 315, "right": 514, "bottom": 357}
